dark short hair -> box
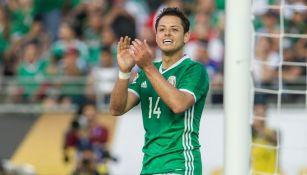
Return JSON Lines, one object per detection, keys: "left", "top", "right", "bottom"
{"left": 155, "top": 7, "right": 190, "bottom": 33}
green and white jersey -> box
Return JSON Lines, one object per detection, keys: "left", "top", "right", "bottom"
{"left": 128, "top": 56, "right": 209, "bottom": 175}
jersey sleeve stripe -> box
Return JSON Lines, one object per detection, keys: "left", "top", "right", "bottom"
{"left": 128, "top": 88, "right": 140, "bottom": 98}
{"left": 179, "top": 89, "right": 196, "bottom": 103}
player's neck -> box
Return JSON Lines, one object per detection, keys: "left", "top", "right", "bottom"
{"left": 161, "top": 50, "right": 184, "bottom": 69}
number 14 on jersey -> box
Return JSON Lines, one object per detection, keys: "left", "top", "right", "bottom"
{"left": 148, "top": 97, "right": 161, "bottom": 119}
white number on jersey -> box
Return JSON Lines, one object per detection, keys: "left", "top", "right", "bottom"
{"left": 148, "top": 97, "right": 161, "bottom": 119}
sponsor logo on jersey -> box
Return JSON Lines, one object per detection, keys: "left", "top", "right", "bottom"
{"left": 141, "top": 81, "right": 147, "bottom": 88}
{"left": 168, "top": 76, "right": 176, "bottom": 87}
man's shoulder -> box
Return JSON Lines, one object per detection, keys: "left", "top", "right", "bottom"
{"left": 181, "top": 58, "right": 205, "bottom": 71}
{"left": 179, "top": 56, "right": 200, "bottom": 66}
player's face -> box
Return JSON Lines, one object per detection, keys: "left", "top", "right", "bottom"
{"left": 156, "top": 15, "right": 189, "bottom": 55}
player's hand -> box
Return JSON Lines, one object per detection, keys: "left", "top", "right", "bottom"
{"left": 130, "top": 39, "right": 154, "bottom": 69}
{"left": 117, "top": 36, "right": 135, "bottom": 73}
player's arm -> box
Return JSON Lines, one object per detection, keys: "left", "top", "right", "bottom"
{"left": 145, "top": 65, "right": 194, "bottom": 113}
{"left": 130, "top": 39, "right": 194, "bottom": 114}
{"left": 109, "top": 36, "right": 140, "bottom": 116}
{"left": 109, "top": 79, "right": 139, "bottom": 116}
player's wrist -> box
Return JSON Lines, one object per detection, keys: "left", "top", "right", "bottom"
{"left": 118, "top": 70, "right": 131, "bottom": 80}
{"left": 142, "top": 64, "right": 155, "bottom": 73}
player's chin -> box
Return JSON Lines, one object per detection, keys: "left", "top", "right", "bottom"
{"left": 161, "top": 47, "right": 180, "bottom": 55}
{"left": 161, "top": 49, "right": 173, "bottom": 55}
{"left": 160, "top": 46, "right": 175, "bottom": 52}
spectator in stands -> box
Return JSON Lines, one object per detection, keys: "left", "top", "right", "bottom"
{"left": 100, "top": 26, "right": 117, "bottom": 59}
{"left": 107, "top": 8, "right": 137, "bottom": 41}
{"left": 194, "top": 41, "right": 219, "bottom": 80}
{"left": 82, "top": 0, "right": 108, "bottom": 15}
{"left": 57, "top": 47, "right": 86, "bottom": 106}
{"left": 83, "top": 12, "right": 103, "bottom": 67}
{"left": 15, "top": 42, "right": 48, "bottom": 102}
{"left": 86, "top": 46, "right": 118, "bottom": 109}
{"left": 295, "top": 38, "right": 306, "bottom": 62}
{"left": 282, "top": 47, "right": 305, "bottom": 86}
{"left": 120, "top": 0, "right": 149, "bottom": 37}
{"left": 66, "top": 0, "right": 109, "bottom": 40}
{"left": 37, "top": 48, "right": 66, "bottom": 109}
{"left": 258, "top": 9, "right": 280, "bottom": 34}
{"left": 60, "top": 47, "right": 84, "bottom": 76}
{"left": 19, "top": 14, "right": 51, "bottom": 59}
{"left": 253, "top": 37, "right": 279, "bottom": 91}
{"left": 192, "top": 0, "right": 225, "bottom": 37}
{"left": 284, "top": 3, "right": 306, "bottom": 35}
{"left": 52, "top": 20, "right": 89, "bottom": 71}
{"left": 32, "top": 0, "right": 64, "bottom": 41}
{"left": 6, "top": 0, "right": 34, "bottom": 41}
{"left": 281, "top": 39, "right": 306, "bottom": 103}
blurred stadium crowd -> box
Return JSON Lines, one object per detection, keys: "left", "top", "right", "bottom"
{"left": 0, "top": 0, "right": 305, "bottom": 110}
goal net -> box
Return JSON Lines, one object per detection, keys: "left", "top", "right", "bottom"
{"left": 250, "top": 0, "right": 307, "bottom": 174}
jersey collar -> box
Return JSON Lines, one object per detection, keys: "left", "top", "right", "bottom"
{"left": 159, "top": 55, "right": 189, "bottom": 74}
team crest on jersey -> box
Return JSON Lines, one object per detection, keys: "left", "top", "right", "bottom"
{"left": 168, "top": 76, "right": 176, "bottom": 87}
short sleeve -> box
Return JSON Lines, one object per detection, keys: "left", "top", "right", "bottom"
{"left": 178, "top": 63, "right": 209, "bottom": 102}
{"left": 128, "top": 71, "right": 143, "bottom": 98}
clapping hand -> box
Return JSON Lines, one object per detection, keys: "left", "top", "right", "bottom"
{"left": 117, "top": 36, "right": 135, "bottom": 73}
{"left": 130, "top": 39, "right": 154, "bottom": 69}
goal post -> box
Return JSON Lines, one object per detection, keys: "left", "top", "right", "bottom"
{"left": 224, "top": 0, "right": 252, "bottom": 174}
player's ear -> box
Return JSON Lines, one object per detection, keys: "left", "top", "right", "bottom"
{"left": 183, "top": 32, "right": 190, "bottom": 44}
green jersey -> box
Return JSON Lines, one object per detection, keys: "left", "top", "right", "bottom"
{"left": 128, "top": 56, "right": 209, "bottom": 175}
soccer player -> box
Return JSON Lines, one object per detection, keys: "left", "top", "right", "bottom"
{"left": 110, "top": 7, "right": 209, "bottom": 175}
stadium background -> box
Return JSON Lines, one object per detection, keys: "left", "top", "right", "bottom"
{"left": 0, "top": 0, "right": 306, "bottom": 174}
